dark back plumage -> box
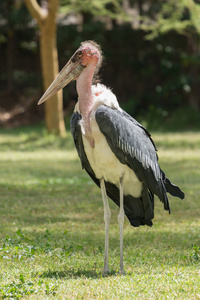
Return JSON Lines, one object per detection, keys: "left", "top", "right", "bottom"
{"left": 70, "top": 105, "right": 184, "bottom": 227}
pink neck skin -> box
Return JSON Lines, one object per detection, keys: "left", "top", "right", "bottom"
{"left": 76, "top": 57, "right": 98, "bottom": 147}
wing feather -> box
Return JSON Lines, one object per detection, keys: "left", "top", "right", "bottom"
{"left": 95, "top": 105, "right": 170, "bottom": 210}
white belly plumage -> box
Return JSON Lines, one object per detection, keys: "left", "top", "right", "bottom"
{"left": 81, "top": 114, "right": 143, "bottom": 198}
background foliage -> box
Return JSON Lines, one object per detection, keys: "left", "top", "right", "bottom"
{"left": 0, "top": 0, "right": 200, "bottom": 130}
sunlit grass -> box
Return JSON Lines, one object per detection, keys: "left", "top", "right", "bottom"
{"left": 0, "top": 126, "right": 199, "bottom": 299}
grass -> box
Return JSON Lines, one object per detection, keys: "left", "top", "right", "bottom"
{"left": 0, "top": 126, "right": 199, "bottom": 299}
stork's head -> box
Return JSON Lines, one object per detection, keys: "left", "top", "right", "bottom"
{"left": 38, "top": 41, "right": 102, "bottom": 105}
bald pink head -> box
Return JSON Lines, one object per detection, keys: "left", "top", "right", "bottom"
{"left": 38, "top": 40, "right": 102, "bottom": 105}
{"left": 72, "top": 41, "right": 103, "bottom": 80}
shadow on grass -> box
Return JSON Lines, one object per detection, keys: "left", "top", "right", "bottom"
{"left": 0, "top": 127, "right": 75, "bottom": 152}
{"left": 40, "top": 268, "right": 117, "bottom": 279}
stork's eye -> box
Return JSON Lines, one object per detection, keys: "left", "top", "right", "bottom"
{"left": 71, "top": 50, "right": 83, "bottom": 63}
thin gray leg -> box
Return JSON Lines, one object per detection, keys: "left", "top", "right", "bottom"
{"left": 100, "top": 179, "right": 111, "bottom": 274}
{"left": 118, "top": 175, "right": 125, "bottom": 275}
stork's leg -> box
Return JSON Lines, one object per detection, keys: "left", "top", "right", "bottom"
{"left": 100, "top": 179, "right": 111, "bottom": 274}
{"left": 118, "top": 175, "right": 125, "bottom": 275}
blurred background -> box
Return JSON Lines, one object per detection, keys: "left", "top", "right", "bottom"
{"left": 0, "top": 0, "right": 200, "bottom": 134}
{"left": 0, "top": 2, "right": 200, "bottom": 296}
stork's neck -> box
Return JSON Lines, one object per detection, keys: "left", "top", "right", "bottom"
{"left": 76, "top": 60, "right": 97, "bottom": 147}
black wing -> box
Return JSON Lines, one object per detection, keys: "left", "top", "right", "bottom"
{"left": 95, "top": 105, "right": 184, "bottom": 204}
{"left": 70, "top": 107, "right": 184, "bottom": 227}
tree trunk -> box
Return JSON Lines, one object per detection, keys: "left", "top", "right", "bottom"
{"left": 40, "top": 20, "right": 66, "bottom": 135}
{"left": 24, "top": 0, "right": 66, "bottom": 136}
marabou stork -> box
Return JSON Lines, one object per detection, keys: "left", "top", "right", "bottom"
{"left": 38, "top": 41, "right": 185, "bottom": 275}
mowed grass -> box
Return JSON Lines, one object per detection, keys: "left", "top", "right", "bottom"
{"left": 0, "top": 127, "right": 199, "bottom": 299}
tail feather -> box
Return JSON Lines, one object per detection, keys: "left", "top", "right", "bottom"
{"left": 164, "top": 177, "right": 185, "bottom": 199}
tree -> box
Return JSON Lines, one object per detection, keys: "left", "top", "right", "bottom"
{"left": 141, "top": 0, "right": 200, "bottom": 109}
{"left": 24, "top": 0, "right": 66, "bottom": 136}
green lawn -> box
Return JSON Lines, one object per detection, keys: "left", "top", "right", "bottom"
{"left": 0, "top": 127, "right": 199, "bottom": 299}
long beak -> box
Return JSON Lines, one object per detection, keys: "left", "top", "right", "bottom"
{"left": 38, "top": 58, "right": 84, "bottom": 105}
